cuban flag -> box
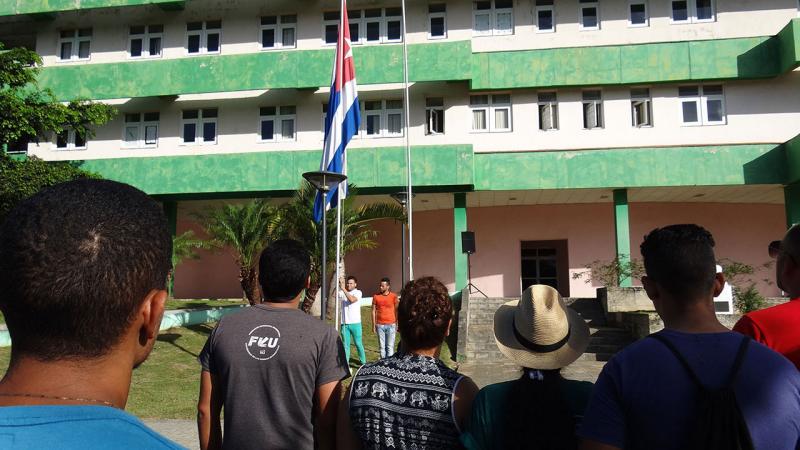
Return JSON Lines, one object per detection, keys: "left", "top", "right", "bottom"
{"left": 313, "top": 5, "right": 360, "bottom": 223}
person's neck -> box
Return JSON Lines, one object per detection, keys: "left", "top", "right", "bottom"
{"left": 660, "top": 299, "right": 729, "bottom": 333}
{"left": 0, "top": 353, "right": 133, "bottom": 409}
{"left": 407, "top": 346, "right": 439, "bottom": 358}
{"left": 262, "top": 296, "right": 301, "bottom": 309}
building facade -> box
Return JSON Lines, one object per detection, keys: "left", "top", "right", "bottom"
{"left": 3, "top": 0, "right": 800, "bottom": 305}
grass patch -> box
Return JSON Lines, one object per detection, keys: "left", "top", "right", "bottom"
{"left": 0, "top": 307, "right": 455, "bottom": 419}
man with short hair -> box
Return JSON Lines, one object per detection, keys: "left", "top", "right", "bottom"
{"left": 733, "top": 224, "right": 800, "bottom": 368}
{"left": 0, "top": 179, "right": 181, "bottom": 448}
{"left": 580, "top": 224, "right": 800, "bottom": 450}
{"left": 339, "top": 275, "right": 366, "bottom": 368}
{"left": 372, "top": 277, "right": 399, "bottom": 359}
{"left": 197, "top": 239, "right": 349, "bottom": 450}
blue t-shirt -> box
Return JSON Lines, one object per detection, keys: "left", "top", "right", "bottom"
{"left": 0, "top": 405, "right": 184, "bottom": 449}
{"left": 579, "top": 329, "right": 800, "bottom": 450}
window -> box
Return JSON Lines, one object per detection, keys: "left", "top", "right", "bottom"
{"left": 535, "top": 0, "right": 555, "bottom": 33}
{"left": 582, "top": 90, "right": 603, "bottom": 129}
{"left": 425, "top": 97, "right": 444, "bottom": 134}
{"left": 631, "top": 88, "right": 652, "bottom": 127}
{"left": 520, "top": 240, "right": 570, "bottom": 296}
{"left": 260, "top": 106, "right": 296, "bottom": 141}
{"left": 55, "top": 130, "right": 86, "bottom": 150}
{"left": 628, "top": 1, "right": 648, "bottom": 27}
{"left": 680, "top": 85, "right": 725, "bottom": 125}
{"left": 186, "top": 21, "right": 221, "bottom": 54}
{"left": 361, "top": 100, "right": 403, "bottom": 137}
{"left": 124, "top": 113, "right": 160, "bottom": 147}
{"left": 182, "top": 108, "right": 218, "bottom": 144}
{"left": 538, "top": 92, "right": 558, "bottom": 131}
{"left": 671, "top": 0, "right": 714, "bottom": 23}
{"left": 261, "top": 15, "right": 296, "bottom": 49}
{"left": 428, "top": 4, "right": 447, "bottom": 39}
{"left": 58, "top": 28, "right": 92, "bottom": 61}
{"left": 579, "top": 0, "right": 599, "bottom": 30}
{"left": 470, "top": 94, "right": 511, "bottom": 132}
{"left": 129, "top": 25, "right": 163, "bottom": 58}
{"left": 473, "top": 0, "right": 513, "bottom": 36}
{"left": 324, "top": 8, "right": 401, "bottom": 45}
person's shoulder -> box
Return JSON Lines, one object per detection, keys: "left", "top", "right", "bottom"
{"left": 353, "top": 289, "right": 363, "bottom": 297}
{"left": 745, "top": 338, "right": 800, "bottom": 372}
{"left": 477, "top": 380, "right": 515, "bottom": 399}
{"left": 742, "top": 300, "right": 800, "bottom": 324}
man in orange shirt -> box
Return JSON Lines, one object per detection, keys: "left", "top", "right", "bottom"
{"left": 372, "top": 277, "right": 399, "bottom": 358}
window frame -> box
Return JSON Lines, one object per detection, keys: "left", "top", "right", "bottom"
{"left": 425, "top": 97, "right": 445, "bottom": 135}
{"left": 679, "top": 85, "right": 726, "bottom": 126}
{"left": 428, "top": 3, "right": 447, "bottom": 39}
{"left": 181, "top": 108, "right": 219, "bottom": 145}
{"left": 360, "top": 99, "right": 404, "bottom": 138}
{"left": 260, "top": 15, "right": 297, "bottom": 50}
{"left": 581, "top": 90, "right": 604, "bottom": 130}
{"left": 55, "top": 129, "right": 87, "bottom": 150}
{"left": 670, "top": 0, "right": 715, "bottom": 24}
{"left": 630, "top": 88, "right": 653, "bottom": 128}
{"left": 535, "top": 0, "right": 555, "bottom": 33}
{"left": 259, "top": 105, "right": 297, "bottom": 142}
{"left": 578, "top": 0, "right": 600, "bottom": 31}
{"left": 123, "top": 112, "right": 160, "bottom": 148}
{"left": 186, "top": 21, "right": 222, "bottom": 55}
{"left": 324, "top": 8, "right": 403, "bottom": 46}
{"left": 537, "top": 91, "right": 559, "bottom": 131}
{"left": 628, "top": 1, "right": 649, "bottom": 28}
{"left": 470, "top": 94, "right": 512, "bottom": 133}
{"left": 472, "top": 0, "right": 514, "bottom": 37}
{"left": 58, "top": 28, "right": 92, "bottom": 62}
{"left": 128, "top": 25, "right": 163, "bottom": 59}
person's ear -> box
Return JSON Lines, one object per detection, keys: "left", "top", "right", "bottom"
{"left": 138, "top": 289, "right": 167, "bottom": 346}
{"left": 712, "top": 272, "right": 725, "bottom": 297}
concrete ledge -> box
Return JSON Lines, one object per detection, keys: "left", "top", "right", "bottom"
{"left": 620, "top": 311, "right": 744, "bottom": 339}
{"left": 599, "top": 286, "right": 653, "bottom": 314}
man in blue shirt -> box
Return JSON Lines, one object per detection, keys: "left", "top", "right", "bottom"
{"left": 580, "top": 224, "right": 800, "bottom": 450}
{"left": 0, "top": 179, "right": 183, "bottom": 449}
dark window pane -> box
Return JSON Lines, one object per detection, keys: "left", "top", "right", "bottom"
{"left": 56, "top": 131, "right": 68, "bottom": 148}
{"left": 183, "top": 123, "right": 196, "bottom": 142}
{"left": 60, "top": 42, "right": 72, "bottom": 59}
{"left": 282, "top": 28, "right": 295, "bottom": 47}
{"left": 538, "top": 10, "right": 553, "bottom": 29}
{"left": 187, "top": 34, "right": 200, "bottom": 53}
{"left": 130, "top": 38, "right": 143, "bottom": 57}
{"left": 540, "top": 259, "right": 557, "bottom": 277}
{"left": 74, "top": 132, "right": 86, "bottom": 147}
{"left": 203, "top": 122, "right": 216, "bottom": 142}
{"left": 714, "top": 301, "right": 730, "bottom": 312}
{"left": 521, "top": 249, "right": 537, "bottom": 257}
{"left": 366, "top": 22, "right": 380, "bottom": 41}
{"left": 207, "top": 33, "right": 220, "bottom": 52}
{"left": 521, "top": 260, "right": 538, "bottom": 277}
{"left": 325, "top": 24, "right": 338, "bottom": 44}
{"left": 349, "top": 23, "right": 359, "bottom": 41}
{"left": 183, "top": 110, "right": 199, "bottom": 119}
{"left": 387, "top": 20, "right": 401, "bottom": 40}
{"left": 144, "top": 112, "right": 160, "bottom": 121}
{"left": 149, "top": 37, "right": 162, "bottom": 56}
{"left": 130, "top": 25, "right": 145, "bottom": 35}
{"left": 125, "top": 113, "right": 140, "bottom": 123}
{"left": 261, "top": 120, "right": 274, "bottom": 140}
{"left": 630, "top": 4, "right": 646, "bottom": 24}
{"left": 78, "top": 41, "right": 90, "bottom": 59}
{"left": 538, "top": 248, "right": 557, "bottom": 256}
{"left": 430, "top": 17, "right": 445, "bottom": 36}
{"left": 672, "top": 1, "right": 688, "bottom": 21}
{"left": 475, "top": 1, "right": 492, "bottom": 10}
{"left": 202, "top": 108, "right": 218, "bottom": 118}
{"left": 696, "top": 0, "right": 713, "bottom": 20}
{"left": 187, "top": 22, "right": 203, "bottom": 31}
{"left": 367, "top": 115, "right": 380, "bottom": 134}
{"left": 262, "top": 29, "right": 275, "bottom": 47}
{"left": 144, "top": 125, "right": 158, "bottom": 144}
{"left": 281, "top": 119, "right": 294, "bottom": 139}
{"left": 682, "top": 102, "right": 698, "bottom": 122}
{"left": 582, "top": 7, "right": 598, "bottom": 27}
{"left": 365, "top": 8, "right": 381, "bottom": 18}
{"left": 260, "top": 106, "right": 276, "bottom": 116}
{"left": 261, "top": 16, "right": 277, "bottom": 25}
{"left": 495, "top": 0, "right": 513, "bottom": 8}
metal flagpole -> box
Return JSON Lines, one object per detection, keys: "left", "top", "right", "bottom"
{"left": 334, "top": 0, "right": 345, "bottom": 331}
{"left": 400, "top": 0, "right": 413, "bottom": 282}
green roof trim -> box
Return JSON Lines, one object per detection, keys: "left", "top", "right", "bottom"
{"left": 0, "top": 0, "right": 183, "bottom": 16}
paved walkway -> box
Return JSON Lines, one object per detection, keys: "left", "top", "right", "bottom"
{"left": 144, "top": 358, "right": 606, "bottom": 448}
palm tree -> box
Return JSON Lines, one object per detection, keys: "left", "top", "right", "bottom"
{"left": 169, "top": 230, "right": 212, "bottom": 298}
{"left": 276, "top": 182, "right": 405, "bottom": 319}
{"left": 197, "top": 200, "right": 279, "bottom": 305}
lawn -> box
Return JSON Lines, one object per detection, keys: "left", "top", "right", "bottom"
{"left": 0, "top": 306, "right": 456, "bottom": 419}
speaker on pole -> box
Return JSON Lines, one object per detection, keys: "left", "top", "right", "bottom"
{"left": 461, "top": 231, "right": 476, "bottom": 254}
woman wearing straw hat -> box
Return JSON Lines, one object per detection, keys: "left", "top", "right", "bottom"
{"left": 461, "top": 284, "right": 593, "bottom": 450}
{"left": 337, "top": 276, "right": 479, "bottom": 449}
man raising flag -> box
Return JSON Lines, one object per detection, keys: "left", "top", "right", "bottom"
{"left": 313, "top": 3, "right": 360, "bottom": 222}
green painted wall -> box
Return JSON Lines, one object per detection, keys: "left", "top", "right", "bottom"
{"left": 77, "top": 144, "right": 473, "bottom": 196}
{"left": 36, "top": 19, "right": 800, "bottom": 99}
{"left": 39, "top": 42, "right": 471, "bottom": 101}
{"left": 784, "top": 134, "right": 800, "bottom": 185}
{"left": 0, "top": 0, "right": 182, "bottom": 16}
{"left": 613, "top": 189, "right": 631, "bottom": 288}
{"left": 474, "top": 144, "right": 784, "bottom": 191}
{"left": 785, "top": 183, "right": 800, "bottom": 227}
{"left": 453, "top": 193, "right": 468, "bottom": 291}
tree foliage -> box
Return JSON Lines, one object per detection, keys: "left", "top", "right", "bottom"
{"left": 0, "top": 45, "right": 115, "bottom": 149}
{"left": 572, "top": 255, "right": 645, "bottom": 288}
{"left": 719, "top": 258, "right": 773, "bottom": 313}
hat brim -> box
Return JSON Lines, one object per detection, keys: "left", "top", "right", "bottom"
{"left": 493, "top": 299, "right": 590, "bottom": 370}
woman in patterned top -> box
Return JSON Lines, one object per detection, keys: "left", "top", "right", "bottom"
{"left": 337, "top": 276, "right": 478, "bottom": 449}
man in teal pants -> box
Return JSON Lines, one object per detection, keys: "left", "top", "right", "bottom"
{"left": 339, "top": 275, "right": 366, "bottom": 369}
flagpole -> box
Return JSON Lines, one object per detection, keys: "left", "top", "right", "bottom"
{"left": 400, "top": 0, "right": 413, "bottom": 283}
{"left": 334, "top": 0, "right": 345, "bottom": 332}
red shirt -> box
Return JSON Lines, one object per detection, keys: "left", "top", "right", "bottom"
{"left": 733, "top": 298, "right": 800, "bottom": 369}
{"left": 373, "top": 292, "right": 398, "bottom": 325}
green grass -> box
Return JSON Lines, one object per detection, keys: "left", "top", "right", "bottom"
{"left": 0, "top": 307, "right": 456, "bottom": 419}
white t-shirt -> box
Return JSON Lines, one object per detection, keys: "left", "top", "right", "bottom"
{"left": 339, "top": 288, "right": 363, "bottom": 325}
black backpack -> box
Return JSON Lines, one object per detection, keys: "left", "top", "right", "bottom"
{"left": 648, "top": 333, "right": 755, "bottom": 450}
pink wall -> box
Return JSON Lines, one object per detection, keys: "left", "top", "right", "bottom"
{"left": 629, "top": 202, "right": 786, "bottom": 296}
{"left": 173, "top": 217, "right": 242, "bottom": 299}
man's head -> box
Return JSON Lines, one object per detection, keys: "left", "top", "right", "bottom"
{"left": 258, "top": 239, "right": 310, "bottom": 302}
{"left": 379, "top": 277, "right": 390, "bottom": 294}
{"left": 640, "top": 224, "right": 721, "bottom": 308}
{"left": 0, "top": 179, "right": 171, "bottom": 364}
{"left": 346, "top": 275, "right": 357, "bottom": 292}
{"left": 773, "top": 224, "right": 800, "bottom": 297}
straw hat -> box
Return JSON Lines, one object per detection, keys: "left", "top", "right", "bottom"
{"left": 494, "top": 284, "right": 590, "bottom": 370}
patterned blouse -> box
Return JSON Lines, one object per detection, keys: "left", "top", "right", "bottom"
{"left": 348, "top": 352, "right": 464, "bottom": 450}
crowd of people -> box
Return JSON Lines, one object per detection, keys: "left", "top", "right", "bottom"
{"left": 0, "top": 179, "right": 798, "bottom": 450}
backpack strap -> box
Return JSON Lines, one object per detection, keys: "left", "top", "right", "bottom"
{"left": 648, "top": 333, "right": 752, "bottom": 390}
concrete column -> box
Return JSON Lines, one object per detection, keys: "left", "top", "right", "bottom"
{"left": 614, "top": 189, "right": 632, "bottom": 287}
{"left": 453, "top": 193, "right": 468, "bottom": 291}
{"left": 785, "top": 183, "right": 800, "bottom": 227}
{"left": 163, "top": 200, "right": 178, "bottom": 296}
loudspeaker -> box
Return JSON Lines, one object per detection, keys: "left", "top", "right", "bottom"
{"left": 461, "top": 231, "right": 476, "bottom": 254}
